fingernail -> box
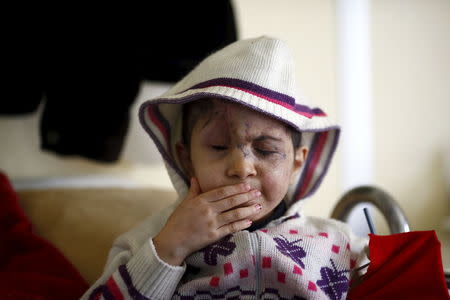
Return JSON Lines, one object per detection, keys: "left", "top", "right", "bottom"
{"left": 255, "top": 204, "right": 262, "bottom": 211}
{"left": 245, "top": 183, "right": 251, "bottom": 191}
{"left": 253, "top": 190, "right": 261, "bottom": 197}
{"left": 247, "top": 219, "right": 253, "bottom": 226}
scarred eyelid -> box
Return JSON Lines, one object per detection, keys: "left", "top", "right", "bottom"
{"left": 256, "top": 149, "right": 277, "bottom": 155}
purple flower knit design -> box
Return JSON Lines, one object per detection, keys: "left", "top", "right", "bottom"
{"left": 200, "top": 235, "right": 236, "bottom": 266}
{"left": 316, "top": 259, "right": 349, "bottom": 300}
{"left": 273, "top": 235, "right": 306, "bottom": 268}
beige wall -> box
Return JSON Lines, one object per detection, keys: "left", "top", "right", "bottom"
{"left": 372, "top": 0, "right": 450, "bottom": 231}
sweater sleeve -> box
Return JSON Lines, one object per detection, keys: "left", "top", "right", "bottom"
{"left": 80, "top": 203, "right": 186, "bottom": 300}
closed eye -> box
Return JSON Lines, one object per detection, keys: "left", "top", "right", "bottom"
{"left": 211, "top": 145, "right": 228, "bottom": 151}
{"left": 256, "top": 149, "right": 277, "bottom": 156}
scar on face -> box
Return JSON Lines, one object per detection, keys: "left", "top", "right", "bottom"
{"left": 245, "top": 121, "right": 251, "bottom": 136}
{"left": 237, "top": 144, "right": 250, "bottom": 158}
{"left": 203, "top": 104, "right": 290, "bottom": 161}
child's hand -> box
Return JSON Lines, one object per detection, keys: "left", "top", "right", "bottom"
{"left": 153, "top": 177, "right": 262, "bottom": 266}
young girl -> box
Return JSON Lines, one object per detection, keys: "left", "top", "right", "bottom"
{"left": 81, "top": 36, "right": 367, "bottom": 300}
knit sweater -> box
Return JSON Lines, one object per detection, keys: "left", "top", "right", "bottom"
{"left": 81, "top": 200, "right": 367, "bottom": 300}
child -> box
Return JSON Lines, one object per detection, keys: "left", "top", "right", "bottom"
{"left": 81, "top": 36, "right": 367, "bottom": 300}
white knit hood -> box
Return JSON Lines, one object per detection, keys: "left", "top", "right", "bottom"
{"left": 138, "top": 36, "right": 340, "bottom": 208}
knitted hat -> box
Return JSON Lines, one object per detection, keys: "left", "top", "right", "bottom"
{"left": 139, "top": 36, "right": 340, "bottom": 206}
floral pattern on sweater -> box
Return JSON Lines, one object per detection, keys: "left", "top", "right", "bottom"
{"left": 81, "top": 214, "right": 367, "bottom": 300}
{"left": 273, "top": 235, "right": 307, "bottom": 268}
{"left": 316, "top": 259, "right": 349, "bottom": 300}
{"left": 200, "top": 235, "right": 236, "bottom": 266}
{"left": 172, "top": 216, "right": 365, "bottom": 300}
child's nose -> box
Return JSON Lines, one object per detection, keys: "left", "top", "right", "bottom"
{"left": 226, "top": 148, "right": 257, "bottom": 179}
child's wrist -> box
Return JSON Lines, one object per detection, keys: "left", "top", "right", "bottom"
{"left": 152, "top": 235, "right": 187, "bottom": 266}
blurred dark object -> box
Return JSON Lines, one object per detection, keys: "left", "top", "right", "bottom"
{"left": 0, "top": 171, "right": 89, "bottom": 299}
{"left": 2, "top": 1, "right": 237, "bottom": 162}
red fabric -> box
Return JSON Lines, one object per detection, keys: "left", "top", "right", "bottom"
{"left": 0, "top": 172, "right": 89, "bottom": 300}
{"left": 348, "top": 231, "right": 450, "bottom": 299}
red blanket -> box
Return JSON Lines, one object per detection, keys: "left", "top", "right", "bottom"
{"left": 0, "top": 172, "right": 89, "bottom": 299}
{"left": 348, "top": 231, "right": 449, "bottom": 299}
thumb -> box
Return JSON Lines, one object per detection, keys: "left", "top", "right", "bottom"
{"left": 187, "top": 177, "right": 201, "bottom": 198}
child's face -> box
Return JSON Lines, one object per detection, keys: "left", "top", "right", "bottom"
{"left": 179, "top": 100, "right": 308, "bottom": 222}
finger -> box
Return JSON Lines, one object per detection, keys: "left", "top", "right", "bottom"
{"left": 187, "top": 177, "right": 201, "bottom": 199}
{"left": 218, "top": 219, "right": 253, "bottom": 236}
{"left": 217, "top": 204, "right": 262, "bottom": 226}
{"left": 213, "top": 189, "right": 261, "bottom": 212}
{"left": 202, "top": 183, "right": 252, "bottom": 202}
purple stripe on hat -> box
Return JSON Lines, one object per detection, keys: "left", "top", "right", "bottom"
{"left": 147, "top": 106, "right": 169, "bottom": 145}
{"left": 152, "top": 106, "right": 171, "bottom": 143}
{"left": 187, "top": 78, "right": 326, "bottom": 117}
{"left": 118, "top": 264, "right": 151, "bottom": 300}
{"left": 191, "top": 78, "right": 295, "bottom": 106}
{"left": 139, "top": 102, "right": 189, "bottom": 186}
{"left": 303, "top": 130, "right": 339, "bottom": 199}
{"left": 153, "top": 106, "right": 171, "bottom": 133}
{"left": 153, "top": 105, "right": 174, "bottom": 156}
{"left": 295, "top": 132, "right": 322, "bottom": 200}
{"left": 147, "top": 105, "right": 175, "bottom": 159}
{"left": 293, "top": 130, "right": 339, "bottom": 201}
{"left": 294, "top": 104, "right": 326, "bottom": 117}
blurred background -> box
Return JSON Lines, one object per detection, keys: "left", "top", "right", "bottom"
{"left": 1, "top": 0, "right": 449, "bottom": 235}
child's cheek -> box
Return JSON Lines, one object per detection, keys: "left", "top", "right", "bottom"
{"left": 260, "top": 164, "right": 291, "bottom": 203}
{"left": 194, "top": 162, "right": 223, "bottom": 193}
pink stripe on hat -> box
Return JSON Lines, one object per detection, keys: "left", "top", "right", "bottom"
{"left": 297, "top": 131, "right": 329, "bottom": 199}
